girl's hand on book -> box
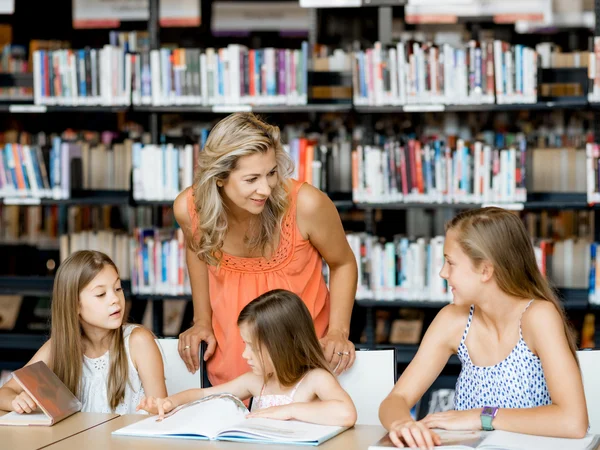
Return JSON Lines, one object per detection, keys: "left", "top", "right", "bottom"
{"left": 388, "top": 419, "right": 440, "bottom": 449}
{"left": 420, "top": 409, "right": 480, "bottom": 431}
{"left": 246, "top": 405, "right": 294, "bottom": 421}
{"left": 137, "top": 396, "right": 175, "bottom": 419}
{"left": 12, "top": 391, "right": 37, "bottom": 414}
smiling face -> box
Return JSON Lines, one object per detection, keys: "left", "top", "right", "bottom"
{"left": 78, "top": 265, "right": 125, "bottom": 331}
{"left": 439, "top": 229, "right": 486, "bottom": 305}
{"left": 220, "top": 148, "right": 278, "bottom": 216}
{"left": 239, "top": 322, "right": 274, "bottom": 378}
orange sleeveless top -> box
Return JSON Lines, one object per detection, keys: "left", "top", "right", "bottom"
{"left": 186, "top": 179, "right": 330, "bottom": 386}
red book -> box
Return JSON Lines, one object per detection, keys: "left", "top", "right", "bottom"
{"left": 249, "top": 50, "right": 255, "bottom": 97}
{"left": 297, "top": 138, "right": 307, "bottom": 183}
{"left": 414, "top": 141, "right": 424, "bottom": 194}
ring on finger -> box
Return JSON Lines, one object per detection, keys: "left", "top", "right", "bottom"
{"left": 184, "top": 345, "right": 191, "bottom": 350}
{"left": 334, "top": 359, "right": 342, "bottom": 372}
{"left": 336, "top": 351, "right": 350, "bottom": 356}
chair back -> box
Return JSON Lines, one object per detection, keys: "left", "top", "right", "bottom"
{"left": 338, "top": 348, "right": 396, "bottom": 425}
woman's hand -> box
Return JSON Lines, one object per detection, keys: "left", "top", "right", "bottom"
{"left": 178, "top": 321, "right": 216, "bottom": 373}
{"left": 320, "top": 330, "right": 355, "bottom": 374}
{"left": 420, "top": 409, "right": 481, "bottom": 431}
{"left": 388, "top": 419, "right": 441, "bottom": 449}
{"left": 12, "top": 391, "right": 37, "bottom": 414}
{"left": 136, "top": 396, "right": 176, "bottom": 419}
{"left": 246, "top": 404, "right": 295, "bottom": 421}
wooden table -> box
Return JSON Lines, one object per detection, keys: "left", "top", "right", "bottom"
{"left": 44, "top": 414, "right": 388, "bottom": 450}
{"left": 0, "top": 412, "right": 118, "bottom": 450}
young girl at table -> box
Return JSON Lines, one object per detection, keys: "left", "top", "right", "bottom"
{"left": 378, "top": 207, "right": 589, "bottom": 449}
{"left": 0, "top": 250, "right": 167, "bottom": 414}
{"left": 137, "top": 289, "right": 357, "bottom": 427}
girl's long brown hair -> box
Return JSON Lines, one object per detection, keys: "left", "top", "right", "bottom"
{"left": 446, "top": 207, "right": 578, "bottom": 361}
{"left": 50, "top": 250, "right": 129, "bottom": 411}
{"left": 237, "top": 289, "right": 330, "bottom": 386}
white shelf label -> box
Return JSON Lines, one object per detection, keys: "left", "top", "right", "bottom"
{"left": 481, "top": 202, "right": 524, "bottom": 211}
{"left": 300, "top": 0, "right": 360, "bottom": 7}
{"left": 212, "top": 105, "right": 253, "bottom": 113}
{"left": 403, "top": 104, "right": 445, "bottom": 112}
{"left": 72, "top": 0, "right": 200, "bottom": 28}
{"left": 9, "top": 105, "right": 47, "bottom": 113}
{"left": 3, "top": 197, "right": 42, "bottom": 205}
{"left": 0, "top": 0, "right": 14, "bottom": 14}
{"left": 213, "top": 2, "right": 308, "bottom": 32}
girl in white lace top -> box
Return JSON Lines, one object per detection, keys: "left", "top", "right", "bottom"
{"left": 0, "top": 251, "right": 167, "bottom": 414}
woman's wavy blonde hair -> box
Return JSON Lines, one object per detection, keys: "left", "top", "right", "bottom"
{"left": 191, "top": 113, "right": 294, "bottom": 266}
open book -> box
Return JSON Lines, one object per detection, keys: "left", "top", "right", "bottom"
{"left": 112, "top": 393, "right": 348, "bottom": 446}
{"left": 369, "top": 429, "right": 600, "bottom": 450}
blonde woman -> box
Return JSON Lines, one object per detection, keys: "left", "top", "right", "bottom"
{"left": 379, "top": 208, "right": 588, "bottom": 449}
{"left": 0, "top": 251, "right": 167, "bottom": 414}
{"left": 174, "top": 112, "right": 357, "bottom": 387}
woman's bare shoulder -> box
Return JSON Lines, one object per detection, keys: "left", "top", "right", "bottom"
{"left": 296, "top": 182, "right": 332, "bottom": 218}
{"left": 174, "top": 187, "right": 194, "bottom": 234}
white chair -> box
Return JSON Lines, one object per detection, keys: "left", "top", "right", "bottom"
{"left": 156, "top": 339, "right": 203, "bottom": 396}
{"left": 577, "top": 349, "right": 600, "bottom": 434}
{"left": 338, "top": 348, "right": 396, "bottom": 425}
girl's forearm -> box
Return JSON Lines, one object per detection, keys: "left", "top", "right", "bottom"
{"left": 379, "top": 393, "right": 415, "bottom": 430}
{"left": 289, "top": 401, "right": 357, "bottom": 427}
{"left": 170, "top": 388, "right": 205, "bottom": 407}
{"left": 493, "top": 405, "right": 588, "bottom": 439}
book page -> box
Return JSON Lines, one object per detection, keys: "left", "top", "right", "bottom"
{"left": 480, "top": 430, "right": 600, "bottom": 450}
{"left": 0, "top": 411, "right": 51, "bottom": 426}
{"left": 112, "top": 394, "right": 248, "bottom": 439}
{"left": 218, "top": 417, "right": 346, "bottom": 444}
{"left": 369, "top": 430, "right": 485, "bottom": 450}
